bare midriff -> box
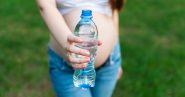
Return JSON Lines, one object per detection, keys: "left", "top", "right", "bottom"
{"left": 50, "top": 9, "right": 118, "bottom": 68}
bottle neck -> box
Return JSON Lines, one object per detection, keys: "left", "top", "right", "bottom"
{"left": 81, "top": 17, "right": 92, "bottom": 22}
{"left": 81, "top": 15, "right": 92, "bottom": 19}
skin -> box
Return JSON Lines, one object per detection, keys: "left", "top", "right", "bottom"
{"left": 36, "top": 0, "right": 121, "bottom": 72}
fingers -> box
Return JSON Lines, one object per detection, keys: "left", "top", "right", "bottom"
{"left": 66, "top": 35, "right": 89, "bottom": 56}
{"left": 68, "top": 54, "right": 90, "bottom": 64}
{"left": 98, "top": 40, "right": 102, "bottom": 46}
{"left": 68, "top": 35, "right": 102, "bottom": 45}
{"left": 67, "top": 35, "right": 82, "bottom": 43}
{"left": 68, "top": 35, "right": 102, "bottom": 47}
{"left": 66, "top": 35, "right": 102, "bottom": 69}
{"left": 66, "top": 52, "right": 89, "bottom": 69}
{"left": 66, "top": 45, "right": 90, "bottom": 56}
{"left": 71, "top": 63, "right": 87, "bottom": 69}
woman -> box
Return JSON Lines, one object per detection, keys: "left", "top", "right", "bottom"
{"left": 36, "top": 0, "right": 124, "bottom": 97}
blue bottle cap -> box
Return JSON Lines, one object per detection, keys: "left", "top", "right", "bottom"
{"left": 81, "top": 9, "right": 92, "bottom": 18}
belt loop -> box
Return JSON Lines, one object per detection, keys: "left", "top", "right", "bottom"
{"left": 110, "top": 50, "right": 114, "bottom": 65}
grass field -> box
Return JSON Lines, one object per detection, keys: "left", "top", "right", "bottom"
{"left": 0, "top": 0, "right": 185, "bottom": 97}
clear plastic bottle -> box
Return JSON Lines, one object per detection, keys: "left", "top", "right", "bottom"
{"left": 73, "top": 10, "right": 98, "bottom": 89}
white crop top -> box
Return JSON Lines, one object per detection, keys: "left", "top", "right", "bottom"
{"left": 56, "top": 0, "right": 112, "bottom": 17}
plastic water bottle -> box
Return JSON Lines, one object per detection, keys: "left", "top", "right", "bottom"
{"left": 73, "top": 10, "right": 98, "bottom": 89}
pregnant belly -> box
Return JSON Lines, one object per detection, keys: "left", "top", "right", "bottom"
{"left": 50, "top": 9, "right": 118, "bottom": 68}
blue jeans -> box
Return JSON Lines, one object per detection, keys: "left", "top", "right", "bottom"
{"left": 48, "top": 40, "right": 122, "bottom": 97}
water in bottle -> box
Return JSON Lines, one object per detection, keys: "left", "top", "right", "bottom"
{"left": 73, "top": 9, "right": 98, "bottom": 89}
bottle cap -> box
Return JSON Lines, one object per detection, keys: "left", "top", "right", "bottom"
{"left": 81, "top": 9, "right": 92, "bottom": 18}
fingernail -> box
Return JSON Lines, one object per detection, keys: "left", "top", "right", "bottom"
{"left": 86, "top": 58, "right": 90, "bottom": 61}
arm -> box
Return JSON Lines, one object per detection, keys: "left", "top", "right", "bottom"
{"left": 113, "top": 9, "right": 123, "bottom": 79}
{"left": 36, "top": 0, "right": 90, "bottom": 68}
{"left": 112, "top": 9, "right": 119, "bottom": 33}
{"left": 36, "top": 0, "right": 71, "bottom": 48}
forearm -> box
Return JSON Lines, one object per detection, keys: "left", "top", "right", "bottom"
{"left": 37, "top": 1, "right": 72, "bottom": 48}
{"left": 112, "top": 9, "right": 119, "bottom": 33}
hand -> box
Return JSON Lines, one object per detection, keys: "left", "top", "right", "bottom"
{"left": 117, "top": 67, "right": 123, "bottom": 80}
{"left": 65, "top": 35, "right": 102, "bottom": 69}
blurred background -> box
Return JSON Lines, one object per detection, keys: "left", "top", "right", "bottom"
{"left": 0, "top": 0, "right": 185, "bottom": 97}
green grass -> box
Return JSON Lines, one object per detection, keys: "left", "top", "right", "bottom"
{"left": 0, "top": 0, "right": 185, "bottom": 97}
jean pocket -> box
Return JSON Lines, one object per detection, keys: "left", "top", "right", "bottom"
{"left": 48, "top": 48, "right": 74, "bottom": 73}
{"left": 49, "top": 57, "right": 74, "bottom": 74}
